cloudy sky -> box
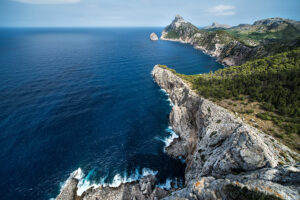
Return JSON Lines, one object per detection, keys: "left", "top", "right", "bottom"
{"left": 1, "top": 0, "right": 299, "bottom": 27}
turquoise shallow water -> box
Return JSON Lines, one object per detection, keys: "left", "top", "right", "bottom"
{"left": 0, "top": 28, "right": 223, "bottom": 199}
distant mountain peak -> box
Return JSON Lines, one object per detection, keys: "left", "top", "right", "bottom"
{"left": 204, "top": 22, "right": 231, "bottom": 29}
{"left": 170, "top": 14, "right": 186, "bottom": 28}
{"left": 253, "top": 17, "right": 285, "bottom": 26}
{"left": 175, "top": 14, "right": 184, "bottom": 20}
{"left": 172, "top": 15, "right": 185, "bottom": 24}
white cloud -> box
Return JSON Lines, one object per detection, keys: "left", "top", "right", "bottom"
{"left": 209, "top": 4, "right": 236, "bottom": 16}
{"left": 12, "top": 0, "right": 80, "bottom": 4}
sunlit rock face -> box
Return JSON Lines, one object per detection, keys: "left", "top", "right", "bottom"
{"left": 152, "top": 65, "right": 300, "bottom": 200}
{"left": 150, "top": 32, "right": 159, "bottom": 41}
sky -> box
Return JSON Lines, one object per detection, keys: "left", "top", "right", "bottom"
{"left": 0, "top": 0, "right": 299, "bottom": 27}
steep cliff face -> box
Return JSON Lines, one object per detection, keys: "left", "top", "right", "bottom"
{"left": 57, "top": 65, "right": 299, "bottom": 200}
{"left": 161, "top": 16, "right": 300, "bottom": 66}
{"left": 160, "top": 16, "right": 257, "bottom": 66}
{"left": 152, "top": 65, "right": 300, "bottom": 200}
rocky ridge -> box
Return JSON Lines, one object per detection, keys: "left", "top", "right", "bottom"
{"left": 160, "top": 15, "right": 259, "bottom": 66}
{"left": 152, "top": 65, "right": 300, "bottom": 200}
{"left": 161, "top": 15, "right": 300, "bottom": 66}
{"left": 204, "top": 22, "right": 231, "bottom": 30}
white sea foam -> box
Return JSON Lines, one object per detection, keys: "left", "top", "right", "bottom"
{"left": 157, "top": 178, "right": 180, "bottom": 190}
{"left": 159, "top": 89, "right": 174, "bottom": 107}
{"left": 77, "top": 169, "right": 100, "bottom": 196}
{"left": 72, "top": 168, "right": 84, "bottom": 180}
{"left": 154, "top": 126, "right": 179, "bottom": 151}
{"left": 164, "top": 126, "right": 179, "bottom": 147}
{"left": 71, "top": 167, "right": 158, "bottom": 196}
{"left": 160, "top": 88, "right": 167, "bottom": 93}
{"left": 142, "top": 168, "right": 158, "bottom": 177}
{"left": 166, "top": 97, "right": 174, "bottom": 106}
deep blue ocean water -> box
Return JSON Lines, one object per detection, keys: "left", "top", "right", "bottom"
{"left": 0, "top": 28, "right": 223, "bottom": 199}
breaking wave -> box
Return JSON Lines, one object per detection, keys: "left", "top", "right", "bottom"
{"left": 61, "top": 167, "right": 158, "bottom": 196}
{"left": 160, "top": 89, "right": 174, "bottom": 107}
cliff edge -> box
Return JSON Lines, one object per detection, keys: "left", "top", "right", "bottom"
{"left": 152, "top": 65, "right": 300, "bottom": 200}
{"left": 56, "top": 65, "right": 299, "bottom": 200}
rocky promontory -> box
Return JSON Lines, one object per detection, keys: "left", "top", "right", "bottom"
{"left": 160, "top": 15, "right": 300, "bottom": 66}
{"left": 152, "top": 65, "right": 300, "bottom": 200}
{"left": 57, "top": 65, "right": 300, "bottom": 200}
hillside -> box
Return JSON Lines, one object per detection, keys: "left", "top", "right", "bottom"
{"left": 159, "top": 48, "right": 300, "bottom": 151}
{"left": 152, "top": 65, "right": 299, "bottom": 200}
{"left": 161, "top": 15, "right": 300, "bottom": 66}
{"left": 227, "top": 18, "right": 300, "bottom": 45}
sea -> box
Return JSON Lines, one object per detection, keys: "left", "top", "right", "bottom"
{"left": 0, "top": 28, "right": 223, "bottom": 199}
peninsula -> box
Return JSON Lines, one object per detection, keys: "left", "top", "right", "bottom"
{"left": 56, "top": 16, "right": 300, "bottom": 200}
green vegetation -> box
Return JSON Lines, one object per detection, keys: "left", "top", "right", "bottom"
{"left": 179, "top": 49, "right": 300, "bottom": 117}
{"left": 165, "top": 22, "right": 199, "bottom": 39}
{"left": 158, "top": 49, "right": 300, "bottom": 150}
{"left": 227, "top": 24, "right": 300, "bottom": 42}
{"left": 165, "top": 30, "right": 180, "bottom": 39}
{"left": 225, "top": 184, "right": 283, "bottom": 200}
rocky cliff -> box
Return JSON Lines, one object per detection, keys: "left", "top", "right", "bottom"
{"left": 56, "top": 65, "right": 299, "bottom": 200}
{"left": 152, "top": 65, "right": 300, "bottom": 200}
{"left": 161, "top": 16, "right": 300, "bottom": 66}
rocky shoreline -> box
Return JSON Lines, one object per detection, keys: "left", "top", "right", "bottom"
{"left": 55, "top": 16, "right": 300, "bottom": 199}
{"left": 160, "top": 15, "right": 299, "bottom": 67}
{"left": 160, "top": 32, "right": 252, "bottom": 67}
{"left": 159, "top": 15, "right": 252, "bottom": 66}
{"left": 56, "top": 65, "right": 299, "bottom": 200}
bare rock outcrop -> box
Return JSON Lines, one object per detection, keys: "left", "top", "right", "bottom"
{"left": 152, "top": 65, "right": 300, "bottom": 200}
{"left": 150, "top": 32, "right": 159, "bottom": 41}
{"left": 160, "top": 16, "right": 299, "bottom": 66}
{"left": 57, "top": 65, "right": 299, "bottom": 200}
{"left": 56, "top": 172, "right": 168, "bottom": 200}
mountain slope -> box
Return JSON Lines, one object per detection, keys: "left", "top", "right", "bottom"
{"left": 173, "top": 48, "right": 300, "bottom": 151}
{"left": 161, "top": 16, "right": 300, "bottom": 66}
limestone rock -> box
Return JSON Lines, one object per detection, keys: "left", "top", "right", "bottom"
{"left": 56, "top": 169, "right": 81, "bottom": 200}
{"left": 160, "top": 16, "right": 299, "bottom": 66}
{"left": 163, "top": 165, "right": 300, "bottom": 200}
{"left": 150, "top": 32, "right": 159, "bottom": 41}
{"left": 56, "top": 178, "right": 78, "bottom": 200}
{"left": 56, "top": 174, "right": 168, "bottom": 200}
{"left": 152, "top": 65, "right": 300, "bottom": 200}
{"left": 56, "top": 65, "right": 300, "bottom": 200}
